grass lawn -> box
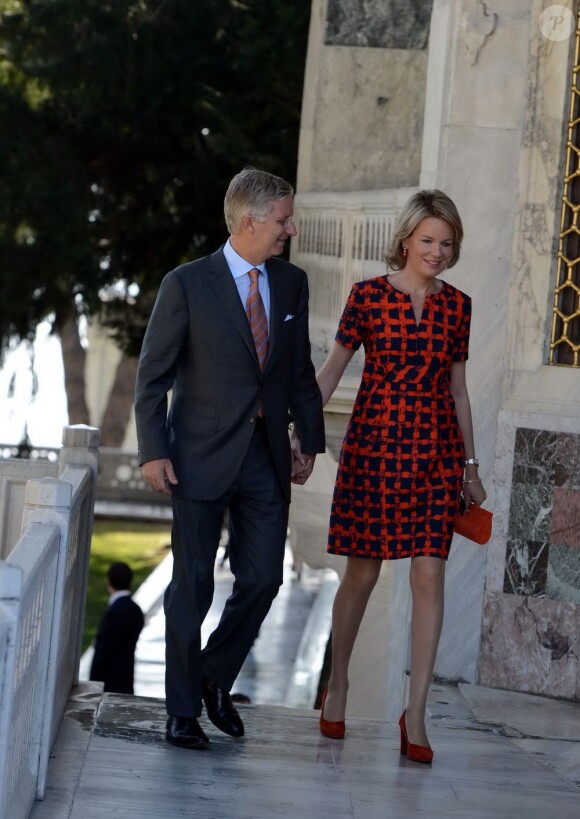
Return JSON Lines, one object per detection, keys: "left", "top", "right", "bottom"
{"left": 83, "top": 519, "right": 171, "bottom": 652}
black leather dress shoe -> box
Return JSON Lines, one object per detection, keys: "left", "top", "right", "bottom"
{"left": 165, "top": 716, "right": 210, "bottom": 749}
{"left": 202, "top": 678, "right": 245, "bottom": 737}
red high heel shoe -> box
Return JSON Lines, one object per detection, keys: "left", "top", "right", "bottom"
{"left": 399, "top": 711, "right": 433, "bottom": 764}
{"left": 319, "top": 689, "right": 345, "bottom": 739}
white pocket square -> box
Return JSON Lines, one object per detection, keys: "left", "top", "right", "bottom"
{"left": 284, "top": 314, "right": 294, "bottom": 322}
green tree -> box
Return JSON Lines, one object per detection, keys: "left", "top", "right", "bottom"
{"left": 0, "top": 0, "right": 311, "bottom": 442}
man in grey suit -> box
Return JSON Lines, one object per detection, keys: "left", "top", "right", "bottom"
{"left": 135, "top": 167, "right": 325, "bottom": 750}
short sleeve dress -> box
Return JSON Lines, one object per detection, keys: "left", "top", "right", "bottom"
{"left": 328, "top": 276, "right": 471, "bottom": 561}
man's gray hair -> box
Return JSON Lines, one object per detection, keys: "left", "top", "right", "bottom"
{"left": 224, "top": 167, "right": 294, "bottom": 234}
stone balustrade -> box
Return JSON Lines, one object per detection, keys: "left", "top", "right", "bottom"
{"left": 0, "top": 425, "right": 100, "bottom": 819}
{"left": 0, "top": 446, "right": 170, "bottom": 531}
{"left": 292, "top": 186, "right": 418, "bottom": 365}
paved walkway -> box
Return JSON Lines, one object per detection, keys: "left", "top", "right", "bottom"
{"left": 44, "top": 545, "right": 580, "bottom": 818}
{"left": 31, "top": 680, "right": 580, "bottom": 819}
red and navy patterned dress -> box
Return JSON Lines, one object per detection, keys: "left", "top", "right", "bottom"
{"left": 328, "top": 276, "right": 471, "bottom": 561}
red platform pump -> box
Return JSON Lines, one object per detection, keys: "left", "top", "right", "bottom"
{"left": 319, "top": 689, "right": 345, "bottom": 739}
{"left": 399, "top": 711, "right": 433, "bottom": 764}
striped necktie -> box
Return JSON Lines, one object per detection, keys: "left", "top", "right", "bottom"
{"left": 246, "top": 268, "right": 269, "bottom": 371}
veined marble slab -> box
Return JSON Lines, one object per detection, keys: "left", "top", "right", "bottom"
{"left": 30, "top": 685, "right": 580, "bottom": 819}
{"left": 459, "top": 682, "right": 580, "bottom": 741}
{"left": 325, "top": 0, "right": 433, "bottom": 49}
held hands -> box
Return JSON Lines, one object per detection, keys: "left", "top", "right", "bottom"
{"left": 141, "top": 458, "right": 178, "bottom": 495}
{"left": 290, "top": 428, "right": 316, "bottom": 485}
{"left": 141, "top": 435, "right": 316, "bottom": 494}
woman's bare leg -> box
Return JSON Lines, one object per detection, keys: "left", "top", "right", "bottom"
{"left": 323, "top": 556, "right": 382, "bottom": 721}
{"left": 405, "top": 555, "right": 446, "bottom": 746}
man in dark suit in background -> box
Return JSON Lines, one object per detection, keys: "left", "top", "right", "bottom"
{"left": 135, "top": 167, "right": 325, "bottom": 750}
{"left": 90, "top": 562, "right": 145, "bottom": 695}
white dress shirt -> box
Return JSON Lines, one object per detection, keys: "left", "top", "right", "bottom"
{"left": 108, "top": 589, "right": 131, "bottom": 607}
{"left": 223, "top": 239, "right": 271, "bottom": 329}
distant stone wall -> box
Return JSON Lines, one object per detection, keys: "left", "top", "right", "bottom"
{"left": 0, "top": 446, "right": 170, "bottom": 509}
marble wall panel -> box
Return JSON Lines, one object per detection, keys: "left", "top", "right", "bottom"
{"left": 547, "top": 545, "right": 580, "bottom": 604}
{"left": 483, "top": 417, "right": 580, "bottom": 698}
{"left": 503, "top": 538, "right": 548, "bottom": 597}
{"left": 554, "top": 433, "right": 580, "bottom": 490}
{"left": 508, "top": 484, "right": 553, "bottom": 543}
{"left": 550, "top": 488, "right": 580, "bottom": 548}
{"left": 325, "top": 0, "right": 433, "bottom": 49}
{"left": 503, "top": 427, "right": 580, "bottom": 606}
{"left": 511, "top": 428, "right": 557, "bottom": 486}
{"left": 479, "top": 592, "right": 579, "bottom": 699}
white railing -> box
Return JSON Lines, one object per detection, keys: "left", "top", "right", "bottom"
{"left": 0, "top": 447, "right": 172, "bottom": 518}
{"left": 0, "top": 425, "right": 100, "bottom": 819}
{"left": 0, "top": 525, "right": 60, "bottom": 819}
{"left": 292, "top": 187, "right": 418, "bottom": 362}
{"left": 0, "top": 460, "right": 58, "bottom": 561}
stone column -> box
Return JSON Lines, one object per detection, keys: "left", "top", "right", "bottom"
{"left": 58, "top": 424, "right": 100, "bottom": 685}
{"left": 418, "top": 0, "right": 580, "bottom": 690}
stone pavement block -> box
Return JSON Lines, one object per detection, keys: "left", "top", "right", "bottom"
{"left": 31, "top": 690, "right": 580, "bottom": 819}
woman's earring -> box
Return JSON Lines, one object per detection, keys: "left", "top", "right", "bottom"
{"left": 402, "top": 246, "right": 408, "bottom": 259}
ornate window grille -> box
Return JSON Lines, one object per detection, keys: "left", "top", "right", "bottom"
{"left": 550, "top": 8, "right": 580, "bottom": 366}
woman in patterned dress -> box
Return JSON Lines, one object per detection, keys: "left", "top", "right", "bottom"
{"left": 311, "top": 190, "right": 486, "bottom": 762}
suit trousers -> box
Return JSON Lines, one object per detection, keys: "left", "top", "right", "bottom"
{"left": 165, "top": 419, "right": 289, "bottom": 718}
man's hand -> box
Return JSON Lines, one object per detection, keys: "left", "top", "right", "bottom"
{"left": 290, "top": 428, "right": 316, "bottom": 485}
{"left": 141, "top": 458, "right": 178, "bottom": 495}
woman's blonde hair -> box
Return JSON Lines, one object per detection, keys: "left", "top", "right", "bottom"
{"left": 224, "top": 167, "right": 294, "bottom": 234}
{"left": 386, "top": 190, "right": 463, "bottom": 271}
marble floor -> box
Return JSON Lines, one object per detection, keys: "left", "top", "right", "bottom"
{"left": 40, "top": 544, "right": 580, "bottom": 818}
{"left": 30, "top": 681, "right": 580, "bottom": 819}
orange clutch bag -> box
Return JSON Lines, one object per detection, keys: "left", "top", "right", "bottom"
{"left": 454, "top": 498, "right": 493, "bottom": 545}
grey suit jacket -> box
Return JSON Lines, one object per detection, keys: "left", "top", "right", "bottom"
{"left": 134, "top": 247, "right": 325, "bottom": 502}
